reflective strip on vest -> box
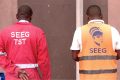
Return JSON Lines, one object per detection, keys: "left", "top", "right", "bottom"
{"left": 0, "top": 52, "right": 6, "bottom": 56}
{"left": 79, "top": 69, "right": 117, "bottom": 74}
{"left": 15, "top": 64, "right": 38, "bottom": 69}
{"left": 78, "top": 55, "right": 116, "bottom": 61}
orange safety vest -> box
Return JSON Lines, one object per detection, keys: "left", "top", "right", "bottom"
{"left": 78, "top": 22, "right": 117, "bottom": 80}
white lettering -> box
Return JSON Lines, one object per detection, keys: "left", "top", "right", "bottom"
{"left": 21, "top": 32, "right": 25, "bottom": 38}
{"left": 22, "top": 38, "right": 26, "bottom": 44}
{"left": 14, "top": 38, "right": 27, "bottom": 45}
{"left": 25, "top": 32, "right": 29, "bottom": 37}
{"left": 16, "top": 32, "right": 21, "bottom": 38}
{"left": 14, "top": 39, "right": 18, "bottom": 45}
{"left": 11, "top": 32, "right": 30, "bottom": 45}
{"left": 18, "top": 39, "right": 22, "bottom": 45}
{"left": 11, "top": 32, "right": 15, "bottom": 37}
{"left": 11, "top": 32, "right": 30, "bottom": 38}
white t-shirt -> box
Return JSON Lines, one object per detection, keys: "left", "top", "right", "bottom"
{"left": 70, "top": 20, "right": 120, "bottom": 51}
{"left": 19, "top": 20, "right": 29, "bottom": 23}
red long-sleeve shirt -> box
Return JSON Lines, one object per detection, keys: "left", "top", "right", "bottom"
{"left": 0, "top": 22, "right": 51, "bottom": 80}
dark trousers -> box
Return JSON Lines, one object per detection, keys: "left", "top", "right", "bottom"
{"left": 0, "top": 73, "right": 5, "bottom": 80}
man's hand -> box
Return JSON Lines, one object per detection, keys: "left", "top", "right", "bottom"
{"left": 18, "top": 69, "right": 29, "bottom": 80}
{"left": 71, "top": 50, "right": 80, "bottom": 61}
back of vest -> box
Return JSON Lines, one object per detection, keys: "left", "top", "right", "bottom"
{"left": 79, "top": 22, "right": 117, "bottom": 80}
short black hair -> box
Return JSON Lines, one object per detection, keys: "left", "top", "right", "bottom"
{"left": 86, "top": 5, "right": 102, "bottom": 17}
{"left": 17, "top": 5, "right": 33, "bottom": 19}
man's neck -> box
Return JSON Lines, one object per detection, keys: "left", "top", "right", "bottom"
{"left": 89, "top": 17, "right": 102, "bottom": 21}
{"left": 88, "top": 19, "right": 104, "bottom": 24}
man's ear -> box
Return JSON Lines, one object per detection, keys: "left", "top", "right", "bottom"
{"left": 87, "top": 15, "right": 90, "bottom": 21}
{"left": 100, "top": 14, "right": 103, "bottom": 19}
{"left": 16, "top": 14, "right": 18, "bottom": 19}
{"left": 30, "top": 16, "right": 32, "bottom": 21}
{"left": 100, "top": 16, "right": 103, "bottom": 19}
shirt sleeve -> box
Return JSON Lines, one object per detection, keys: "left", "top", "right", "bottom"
{"left": 0, "top": 31, "right": 20, "bottom": 75}
{"left": 111, "top": 27, "right": 120, "bottom": 50}
{"left": 70, "top": 27, "right": 82, "bottom": 50}
{"left": 37, "top": 32, "right": 51, "bottom": 80}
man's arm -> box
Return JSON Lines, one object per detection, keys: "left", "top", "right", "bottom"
{"left": 0, "top": 55, "right": 29, "bottom": 80}
{"left": 0, "top": 32, "right": 29, "bottom": 80}
{"left": 70, "top": 27, "right": 81, "bottom": 61}
{"left": 115, "top": 50, "right": 120, "bottom": 60}
{"left": 0, "top": 54, "right": 20, "bottom": 74}
{"left": 71, "top": 50, "right": 80, "bottom": 61}
{"left": 112, "top": 27, "right": 120, "bottom": 60}
{"left": 37, "top": 32, "right": 51, "bottom": 80}
{"left": 0, "top": 32, "right": 20, "bottom": 75}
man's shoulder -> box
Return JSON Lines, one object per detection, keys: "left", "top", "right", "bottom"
{"left": 81, "top": 24, "right": 92, "bottom": 28}
{"left": 103, "top": 24, "right": 120, "bottom": 35}
{"left": 0, "top": 24, "right": 15, "bottom": 32}
{"left": 75, "top": 27, "right": 82, "bottom": 31}
{"left": 111, "top": 26, "right": 119, "bottom": 34}
{"left": 75, "top": 25, "right": 89, "bottom": 32}
{"left": 31, "top": 25, "right": 45, "bottom": 33}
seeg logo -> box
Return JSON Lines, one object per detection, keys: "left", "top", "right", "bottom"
{"left": 89, "top": 27, "right": 103, "bottom": 46}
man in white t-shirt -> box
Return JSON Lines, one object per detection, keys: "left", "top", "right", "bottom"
{"left": 70, "top": 5, "right": 120, "bottom": 80}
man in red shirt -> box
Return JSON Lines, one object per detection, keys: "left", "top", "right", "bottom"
{"left": 0, "top": 5, "right": 51, "bottom": 80}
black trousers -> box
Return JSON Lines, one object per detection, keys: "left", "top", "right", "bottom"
{"left": 0, "top": 73, "right": 5, "bottom": 80}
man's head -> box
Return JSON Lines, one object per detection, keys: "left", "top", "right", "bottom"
{"left": 16, "top": 5, "right": 33, "bottom": 22}
{"left": 86, "top": 5, "right": 102, "bottom": 20}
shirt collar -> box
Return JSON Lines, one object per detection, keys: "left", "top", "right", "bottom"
{"left": 88, "top": 19, "right": 104, "bottom": 24}
{"left": 19, "top": 20, "right": 29, "bottom": 23}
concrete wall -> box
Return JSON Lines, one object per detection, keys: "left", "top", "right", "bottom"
{"left": 0, "top": 0, "right": 17, "bottom": 28}
{"left": 108, "top": 0, "right": 120, "bottom": 31}
{"left": 18, "top": 0, "right": 76, "bottom": 80}
{"left": 108, "top": 1, "right": 120, "bottom": 80}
